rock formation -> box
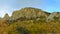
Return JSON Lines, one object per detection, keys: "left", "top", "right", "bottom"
{"left": 12, "top": 7, "right": 49, "bottom": 20}
{"left": 3, "top": 13, "right": 10, "bottom": 20}
{"left": 47, "top": 12, "right": 60, "bottom": 22}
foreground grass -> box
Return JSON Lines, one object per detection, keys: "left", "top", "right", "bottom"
{"left": 0, "top": 20, "right": 60, "bottom": 34}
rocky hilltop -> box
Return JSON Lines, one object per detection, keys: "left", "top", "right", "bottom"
{"left": 1, "top": 7, "right": 60, "bottom": 22}
{"left": 12, "top": 7, "right": 49, "bottom": 20}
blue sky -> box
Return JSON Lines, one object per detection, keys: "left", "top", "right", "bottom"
{"left": 0, "top": 0, "right": 60, "bottom": 17}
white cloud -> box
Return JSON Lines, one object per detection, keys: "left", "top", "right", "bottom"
{"left": 0, "top": 5, "right": 13, "bottom": 17}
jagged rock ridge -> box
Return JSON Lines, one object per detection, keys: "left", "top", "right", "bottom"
{"left": 1, "top": 7, "right": 60, "bottom": 22}
{"left": 12, "top": 7, "right": 49, "bottom": 20}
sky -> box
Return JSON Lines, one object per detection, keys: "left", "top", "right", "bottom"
{"left": 0, "top": 0, "right": 60, "bottom": 17}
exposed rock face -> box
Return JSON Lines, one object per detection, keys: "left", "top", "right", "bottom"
{"left": 12, "top": 7, "right": 49, "bottom": 20}
{"left": 47, "top": 12, "right": 60, "bottom": 21}
{"left": 3, "top": 13, "right": 10, "bottom": 20}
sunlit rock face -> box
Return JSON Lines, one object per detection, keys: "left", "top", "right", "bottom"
{"left": 11, "top": 7, "right": 48, "bottom": 20}
{"left": 47, "top": 12, "right": 60, "bottom": 22}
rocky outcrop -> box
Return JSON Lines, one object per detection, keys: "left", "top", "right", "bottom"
{"left": 11, "top": 7, "right": 49, "bottom": 20}
{"left": 3, "top": 13, "right": 10, "bottom": 20}
{"left": 47, "top": 12, "right": 60, "bottom": 22}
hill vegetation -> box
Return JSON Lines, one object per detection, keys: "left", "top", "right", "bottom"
{"left": 0, "top": 7, "right": 60, "bottom": 34}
